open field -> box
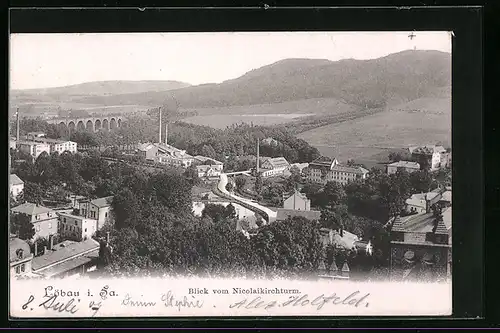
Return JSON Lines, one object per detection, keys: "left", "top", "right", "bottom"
{"left": 180, "top": 97, "right": 358, "bottom": 129}
{"left": 298, "top": 97, "right": 451, "bottom": 163}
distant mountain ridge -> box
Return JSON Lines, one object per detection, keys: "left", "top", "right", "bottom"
{"left": 12, "top": 80, "right": 191, "bottom": 98}
{"left": 64, "top": 50, "right": 451, "bottom": 109}
{"left": 11, "top": 50, "right": 451, "bottom": 112}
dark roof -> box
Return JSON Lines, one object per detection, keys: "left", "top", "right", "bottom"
{"left": 32, "top": 239, "right": 100, "bottom": 271}
{"left": 36, "top": 250, "right": 99, "bottom": 277}
{"left": 332, "top": 165, "right": 369, "bottom": 174}
{"left": 309, "top": 156, "right": 337, "bottom": 168}
{"left": 276, "top": 209, "right": 321, "bottom": 221}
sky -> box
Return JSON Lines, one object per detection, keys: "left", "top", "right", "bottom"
{"left": 10, "top": 32, "right": 452, "bottom": 90}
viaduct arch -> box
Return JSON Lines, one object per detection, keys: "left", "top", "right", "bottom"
{"left": 47, "top": 116, "right": 126, "bottom": 133}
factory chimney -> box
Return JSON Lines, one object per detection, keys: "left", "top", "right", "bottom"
{"left": 16, "top": 108, "right": 20, "bottom": 142}
{"left": 158, "top": 107, "right": 162, "bottom": 144}
{"left": 256, "top": 138, "right": 260, "bottom": 175}
{"left": 165, "top": 123, "right": 168, "bottom": 145}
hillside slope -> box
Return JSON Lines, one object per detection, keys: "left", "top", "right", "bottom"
{"left": 11, "top": 80, "right": 191, "bottom": 102}
{"left": 298, "top": 96, "right": 451, "bottom": 162}
{"left": 68, "top": 50, "right": 451, "bottom": 110}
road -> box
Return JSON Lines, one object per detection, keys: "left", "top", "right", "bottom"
{"left": 217, "top": 173, "right": 277, "bottom": 223}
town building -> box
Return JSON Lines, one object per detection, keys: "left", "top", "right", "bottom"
{"left": 32, "top": 137, "right": 78, "bottom": 154}
{"left": 275, "top": 208, "right": 321, "bottom": 222}
{"left": 283, "top": 190, "right": 311, "bottom": 211}
{"left": 58, "top": 212, "right": 98, "bottom": 241}
{"left": 290, "top": 163, "right": 309, "bottom": 174}
{"left": 307, "top": 156, "right": 369, "bottom": 185}
{"left": 262, "top": 137, "right": 280, "bottom": 146}
{"left": 10, "top": 174, "right": 24, "bottom": 198}
{"left": 409, "top": 145, "right": 450, "bottom": 171}
{"left": 389, "top": 206, "right": 452, "bottom": 282}
{"left": 386, "top": 161, "right": 421, "bottom": 175}
{"left": 9, "top": 235, "right": 34, "bottom": 277}
{"left": 79, "top": 196, "right": 113, "bottom": 230}
{"left": 405, "top": 191, "right": 442, "bottom": 214}
{"left": 259, "top": 157, "right": 290, "bottom": 177}
{"left": 136, "top": 142, "right": 158, "bottom": 160}
{"left": 31, "top": 238, "right": 100, "bottom": 278}
{"left": 16, "top": 141, "right": 51, "bottom": 158}
{"left": 27, "top": 131, "right": 46, "bottom": 139}
{"left": 136, "top": 142, "right": 195, "bottom": 168}
{"left": 192, "top": 156, "right": 224, "bottom": 178}
{"left": 11, "top": 203, "right": 58, "bottom": 240}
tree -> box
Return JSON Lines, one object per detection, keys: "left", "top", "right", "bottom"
{"left": 409, "top": 170, "right": 436, "bottom": 193}
{"left": 235, "top": 175, "right": 247, "bottom": 190}
{"left": 225, "top": 182, "right": 234, "bottom": 193}
{"left": 183, "top": 165, "right": 200, "bottom": 186}
{"left": 22, "top": 181, "right": 44, "bottom": 204}
{"left": 202, "top": 203, "right": 236, "bottom": 223}
{"left": 112, "top": 188, "right": 142, "bottom": 230}
{"left": 10, "top": 213, "right": 35, "bottom": 240}
{"left": 254, "top": 173, "right": 263, "bottom": 194}
{"left": 322, "top": 181, "right": 347, "bottom": 208}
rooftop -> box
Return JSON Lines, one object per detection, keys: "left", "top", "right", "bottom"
{"left": 33, "top": 138, "right": 76, "bottom": 144}
{"left": 90, "top": 196, "right": 113, "bottom": 208}
{"left": 9, "top": 237, "right": 32, "bottom": 262}
{"left": 276, "top": 209, "right": 321, "bottom": 221}
{"left": 284, "top": 190, "right": 309, "bottom": 202}
{"left": 409, "top": 145, "right": 447, "bottom": 155}
{"left": 57, "top": 212, "right": 97, "bottom": 221}
{"left": 388, "top": 161, "right": 421, "bottom": 169}
{"left": 12, "top": 202, "right": 53, "bottom": 216}
{"left": 32, "top": 238, "right": 100, "bottom": 271}
{"left": 10, "top": 174, "right": 24, "bottom": 186}
{"left": 193, "top": 156, "right": 223, "bottom": 165}
{"left": 35, "top": 249, "right": 99, "bottom": 278}
{"left": 16, "top": 140, "right": 50, "bottom": 146}
{"left": 332, "top": 164, "right": 369, "bottom": 174}
{"left": 264, "top": 157, "right": 290, "bottom": 169}
{"left": 393, "top": 206, "right": 451, "bottom": 234}
{"left": 309, "top": 156, "right": 338, "bottom": 168}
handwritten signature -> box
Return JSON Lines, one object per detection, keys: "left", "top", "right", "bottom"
{"left": 229, "top": 291, "right": 370, "bottom": 310}
{"left": 161, "top": 290, "right": 204, "bottom": 311}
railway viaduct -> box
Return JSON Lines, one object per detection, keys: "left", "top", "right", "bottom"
{"left": 46, "top": 116, "right": 126, "bottom": 133}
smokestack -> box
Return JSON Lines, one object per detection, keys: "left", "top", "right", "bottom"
{"left": 164, "top": 123, "right": 168, "bottom": 145}
{"left": 44, "top": 246, "right": 48, "bottom": 255}
{"left": 256, "top": 138, "right": 260, "bottom": 175}
{"left": 49, "top": 235, "right": 54, "bottom": 250}
{"left": 34, "top": 242, "right": 38, "bottom": 256}
{"left": 16, "top": 108, "right": 20, "bottom": 142}
{"left": 158, "top": 107, "right": 162, "bottom": 144}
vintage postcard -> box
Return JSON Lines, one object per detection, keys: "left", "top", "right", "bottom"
{"left": 9, "top": 31, "right": 452, "bottom": 318}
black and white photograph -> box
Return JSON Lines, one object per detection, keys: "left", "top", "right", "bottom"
{"left": 9, "top": 31, "right": 453, "bottom": 317}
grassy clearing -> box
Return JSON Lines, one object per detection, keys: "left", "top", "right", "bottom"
{"left": 298, "top": 97, "right": 451, "bottom": 162}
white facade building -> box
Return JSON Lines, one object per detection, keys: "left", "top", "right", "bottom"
{"left": 10, "top": 174, "right": 24, "bottom": 198}
{"left": 58, "top": 212, "right": 98, "bottom": 242}
{"left": 17, "top": 141, "right": 51, "bottom": 158}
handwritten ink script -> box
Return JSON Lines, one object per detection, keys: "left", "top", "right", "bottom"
{"left": 229, "top": 291, "right": 371, "bottom": 310}
{"left": 16, "top": 283, "right": 373, "bottom": 317}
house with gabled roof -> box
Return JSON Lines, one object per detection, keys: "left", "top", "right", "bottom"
{"left": 283, "top": 190, "right": 311, "bottom": 211}
{"left": 259, "top": 157, "right": 290, "bottom": 177}
{"left": 79, "top": 196, "right": 113, "bottom": 230}
{"left": 11, "top": 202, "right": 58, "bottom": 240}
{"left": 389, "top": 206, "right": 452, "bottom": 282}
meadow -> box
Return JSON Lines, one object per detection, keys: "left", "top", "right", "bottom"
{"left": 297, "top": 97, "right": 452, "bottom": 163}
